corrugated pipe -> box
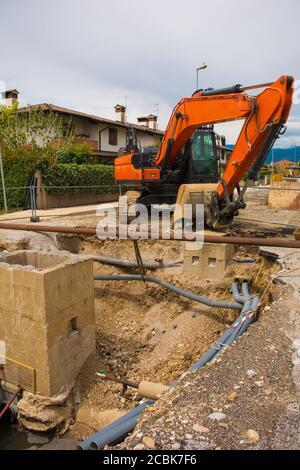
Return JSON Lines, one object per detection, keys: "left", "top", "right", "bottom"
{"left": 231, "top": 280, "right": 251, "bottom": 304}
{"left": 94, "top": 274, "right": 243, "bottom": 311}
{"left": 241, "top": 280, "right": 250, "bottom": 298}
{"left": 92, "top": 256, "right": 182, "bottom": 270}
{"left": 80, "top": 282, "right": 259, "bottom": 450}
{"left": 189, "top": 283, "right": 259, "bottom": 372}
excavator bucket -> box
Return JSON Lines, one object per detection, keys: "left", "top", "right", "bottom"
{"left": 173, "top": 183, "right": 218, "bottom": 228}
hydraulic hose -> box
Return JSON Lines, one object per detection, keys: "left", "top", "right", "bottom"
{"left": 81, "top": 282, "right": 259, "bottom": 450}
{"left": 94, "top": 274, "right": 243, "bottom": 311}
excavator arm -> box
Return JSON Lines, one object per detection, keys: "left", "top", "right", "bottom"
{"left": 157, "top": 75, "right": 294, "bottom": 196}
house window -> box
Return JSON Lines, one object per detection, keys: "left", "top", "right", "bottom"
{"left": 109, "top": 127, "right": 118, "bottom": 146}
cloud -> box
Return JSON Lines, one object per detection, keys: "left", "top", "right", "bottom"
{"left": 0, "top": 0, "right": 299, "bottom": 146}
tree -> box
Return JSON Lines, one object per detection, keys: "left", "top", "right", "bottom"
{"left": 0, "top": 103, "right": 73, "bottom": 150}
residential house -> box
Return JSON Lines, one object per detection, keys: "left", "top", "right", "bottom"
{"left": 3, "top": 90, "right": 228, "bottom": 167}
{"left": 6, "top": 91, "right": 163, "bottom": 164}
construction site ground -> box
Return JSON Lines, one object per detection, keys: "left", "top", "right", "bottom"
{"left": 0, "top": 200, "right": 300, "bottom": 450}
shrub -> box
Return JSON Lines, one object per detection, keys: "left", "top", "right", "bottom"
{"left": 0, "top": 146, "right": 54, "bottom": 209}
{"left": 55, "top": 143, "right": 96, "bottom": 164}
{"left": 42, "top": 163, "right": 118, "bottom": 196}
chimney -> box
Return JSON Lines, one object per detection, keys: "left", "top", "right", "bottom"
{"left": 148, "top": 114, "right": 158, "bottom": 131}
{"left": 2, "top": 89, "right": 19, "bottom": 108}
{"left": 114, "top": 104, "right": 126, "bottom": 123}
{"left": 137, "top": 116, "right": 149, "bottom": 128}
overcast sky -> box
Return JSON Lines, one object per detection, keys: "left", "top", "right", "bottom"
{"left": 1, "top": 0, "right": 300, "bottom": 147}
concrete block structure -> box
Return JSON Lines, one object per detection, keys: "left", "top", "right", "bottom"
{"left": 0, "top": 251, "right": 95, "bottom": 397}
{"left": 268, "top": 181, "right": 300, "bottom": 210}
{"left": 184, "top": 242, "right": 235, "bottom": 279}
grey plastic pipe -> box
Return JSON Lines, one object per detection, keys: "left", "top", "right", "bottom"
{"left": 90, "top": 416, "right": 142, "bottom": 450}
{"left": 94, "top": 274, "right": 243, "bottom": 311}
{"left": 241, "top": 281, "right": 251, "bottom": 299}
{"left": 189, "top": 283, "right": 259, "bottom": 372}
{"left": 231, "top": 281, "right": 250, "bottom": 304}
{"left": 92, "top": 256, "right": 182, "bottom": 270}
{"left": 79, "top": 400, "right": 153, "bottom": 450}
{"left": 231, "top": 281, "right": 241, "bottom": 299}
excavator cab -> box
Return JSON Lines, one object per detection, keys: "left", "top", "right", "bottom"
{"left": 184, "top": 127, "right": 219, "bottom": 184}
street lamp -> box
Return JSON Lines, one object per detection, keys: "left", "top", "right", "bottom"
{"left": 196, "top": 63, "right": 207, "bottom": 90}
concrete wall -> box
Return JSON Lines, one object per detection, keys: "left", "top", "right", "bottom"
{"left": 268, "top": 181, "right": 300, "bottom": 210}
{"left": 184, "top": 242, "right": 235, "bottom": 279}
{"left": 35, "top": 170, "right": 118, "bottom": 210}
{"left": 245, "top": 187, "right": 270, "bottom": 205}
{"left": 0, "top": 251, "right": 95, "bottom": 397}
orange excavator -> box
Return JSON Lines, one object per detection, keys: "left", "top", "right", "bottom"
{"left": 115, "top": 75, "right": 294, "bottom": 227}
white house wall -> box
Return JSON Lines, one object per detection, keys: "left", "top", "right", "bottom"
{"left": 63, "top": 116, "right": 162, "bottom": 152}
{"left": 136, "top": 131, "right": 162, "bottom": 149}
{"left": 98, "top": 126, "right": 126, "bottom": 152}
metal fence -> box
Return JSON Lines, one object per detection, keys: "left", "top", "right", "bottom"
{"left": 0, "top": 182, "right": 300, "bottom": 223}
{"left": 0, "top": 183, "right": 123, "bottom": 222}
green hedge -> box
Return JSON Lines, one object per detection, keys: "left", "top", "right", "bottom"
{"left": 43, "top": 163, "right": 118, "bottom": 196}
{"left": 0, "top": 143, "right": 119, "bottom": 209}
{"left": 55, "top": 143, "right": 96, "bottom": 164}
{"left": 0, "top": 147, "right": 53, "bottom": 209}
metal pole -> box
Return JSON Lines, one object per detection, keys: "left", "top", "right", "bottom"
{"left": 0, "top": 222, "right": 299, "bottom": 248}
{"left": 29, "top": 180, "right": 40, "bottom": 223}
{"left": 196, "top": 63, "right": 207, "bottom": 91}
{"left": 0, "top": 386, "right": 22, "bottom": 421}
{"left": 0, "top": 145, "right": 8, "bottom": 212}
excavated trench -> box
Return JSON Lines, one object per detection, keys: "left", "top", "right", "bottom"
{"left": 0, "top": 225, "right": 277, "bottom": 448}
{"left": 53, "top": 234, "right": 275, "bottom": 442}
